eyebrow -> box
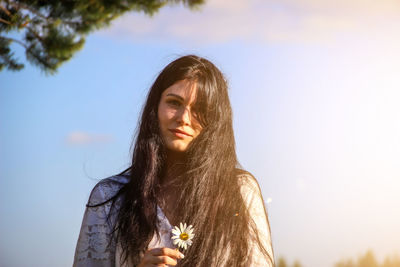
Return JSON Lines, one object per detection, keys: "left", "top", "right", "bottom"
{"left": 166, "top": 93, "right": 184, "bottom": 101}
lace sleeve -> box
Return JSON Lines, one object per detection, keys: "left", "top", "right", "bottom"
{"left": 239, "top": 174, "right": 275, "bottom": 266}
{"left": 73, "top": 180, "right": 118, "bottom": 267}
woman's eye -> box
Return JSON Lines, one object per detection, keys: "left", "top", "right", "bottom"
{"left": 167, "top": 100, "right": 181, "bottom": 107}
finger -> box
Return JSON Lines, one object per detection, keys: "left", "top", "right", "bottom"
{"left": 149, "top": 247, "right": 184, "bottom": 259}
{"left": 148, "top": 255, "right": 177, "bottom": 266}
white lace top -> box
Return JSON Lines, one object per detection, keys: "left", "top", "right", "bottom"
{"left": 73, "top": 175, "right": 274, "bottom": 266}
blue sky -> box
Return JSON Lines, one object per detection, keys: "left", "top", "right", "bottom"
{"left": 1, "top": 1, "right": 400, "bottom": 266}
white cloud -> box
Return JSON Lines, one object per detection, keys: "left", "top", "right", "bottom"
{"left": 98, "top": 0, "right": 400, "bottom": 44}
{"left": 65, "top": 131, "right": 112, "bottom": 145}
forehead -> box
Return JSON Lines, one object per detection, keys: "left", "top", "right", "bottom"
{"left": 162, "top": 80, "right": 198, "bottom": 103}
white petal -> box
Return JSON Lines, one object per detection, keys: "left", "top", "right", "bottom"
{"left": 171, "top": 229, "right": 180, "bottom": 236}
{"left": 171, "top": 235, "right": 179, "bottom": 240}
{"left": 173, "top": 239, "right": 179, "bottom": 245}
{"left": 180, "top": 222, "right": 184, "bottom": 232}
{"left": 183, "top": 242, "right": 187, "bottom": 250}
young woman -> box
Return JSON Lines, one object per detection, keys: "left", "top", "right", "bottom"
{"left": 73, "top": 55, "right": 274, "bottom": 267}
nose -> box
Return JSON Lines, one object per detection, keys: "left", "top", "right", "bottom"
{"left": 176, "top": 106, "right": 191, "bottom": 125}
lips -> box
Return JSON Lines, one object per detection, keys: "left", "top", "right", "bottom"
{"left": 169, "top": 129, "right": 192, "bottom": 137}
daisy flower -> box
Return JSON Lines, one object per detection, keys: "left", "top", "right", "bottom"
{"left": 171, "top": 222, "right": 195, "bottom": 250}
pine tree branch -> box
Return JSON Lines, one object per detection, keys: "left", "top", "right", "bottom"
{"left": 5, "top": 1, "right": 79, "bottom": 27}
{"left": 27, "top": 26, "right": 44, "bottom": 42}
{"left": 6, "top": 1, "right": 49, "bottom": 21}
{"left": 26, "top": 44, "right": 53, "bottom": 70}
{"left": 0, "top": 4, "right": 12, "bottom": 17}
{"left": 0, "top": 53, "right": 24, "bottom": 70}
{"left": 0, "top": 53, "right": 9, "bottom": 63}
{"left": 0, "top": 35, "right": 27, "bottom": 48}
{"left": 0, "top": 53, "right": 13, "bottom": 65}
{"left": 0, "top": 18, "right": 11, "bottom": 25}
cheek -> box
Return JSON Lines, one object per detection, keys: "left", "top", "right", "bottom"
{"left": 158, "top": 104, "right": 175, "bottom": 128}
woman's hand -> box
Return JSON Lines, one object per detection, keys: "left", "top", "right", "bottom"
{"left": 137, "top": 247, "right": 184, "bottom": 267}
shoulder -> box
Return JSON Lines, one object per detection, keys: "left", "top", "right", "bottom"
{"left": 236, "top": 169, "right": 262, "bottom": 197}
{"left": 235, "top": 169, "right": 267, "bottom": 215}
{"left": 87, "top": 174, "right": 130, "bottom": 206}
{"left": 74, "top": 175, "right": 129, "bottom": 265}
{"left": 236, "top": 170, "right": 274, "bottom": 265}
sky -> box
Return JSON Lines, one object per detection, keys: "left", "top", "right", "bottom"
{"left": 1, "top": 0, "right": 400, "bottom": 266}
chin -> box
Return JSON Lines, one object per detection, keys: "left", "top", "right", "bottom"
{"left": 169, "top": 147, "right": 188, "bottom": 153}
{"left": 166, "top": 143, "right": 189, "bottom": 153}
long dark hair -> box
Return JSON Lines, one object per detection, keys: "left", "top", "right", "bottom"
{"left": 115, "top": 55, "right": 273, "bottom": 266}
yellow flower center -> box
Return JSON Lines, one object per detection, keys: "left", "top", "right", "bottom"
{"left": 180, "top": 232, "right": 189, "bottom": 240}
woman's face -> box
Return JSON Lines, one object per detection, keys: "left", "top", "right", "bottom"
{"left": 158, "top": 79, "right": 202, "bottom": 153}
